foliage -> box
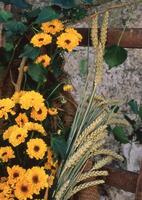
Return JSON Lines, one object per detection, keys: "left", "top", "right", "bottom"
{"left": 104, "top": 45, "right": 128, "bottom": 69}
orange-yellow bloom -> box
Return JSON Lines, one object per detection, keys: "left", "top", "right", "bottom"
{"left": 15, "top": 113, "right": 28, "bottom": 127}
{"left": 63, "top": 84, "right": 73, "bottom": 92}
{"left": 0, "top": 146, "right": 15, "bottom": 162}
{"left": 57, "top": 31, "right": 82, "bottom": 52}
{"left": 35, "top": 54, "right": 51, "bottom": 67}
{"left": 48, "top": 108, "right": 58, "bottom": 116}
{"left": 41, "top": 19, "right": 64, "bottom": 35}
{"left": 31, "top": 106, "right": 48, "bottom": 121}
{"left": 26, "top": 138, "right": 47, "bottom": 160}
{"left": 30, "top": 32, "right": 52, "bottom": 47}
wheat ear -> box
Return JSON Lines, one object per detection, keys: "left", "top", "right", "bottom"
{"left": 100, "top": 11, "right": 109, "bottom": 51}
{"left": 92, "top": 156, "right": 113, "bottom": 170}
{"left": 77, "top": 170, "right": 108, "bottom": 183}
{"left": 91, "top": 14, "right": 98, "bottom": 49}
{"left": 67, "top": 180, "right": 105, "bottom": 199}
{"left": 55, "top": 180, "right": 70, "bottom": 200}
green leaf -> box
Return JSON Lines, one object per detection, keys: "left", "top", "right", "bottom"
{"left": 112, "top": 126, "right": 129, "bottom": 144}
{"left": 0, "top": 10, "right": 12, "bottom": 22}
{"left": 5, "top": 20, "right": 27, "bottom": 36}
{"left": 27, "top": 64, "right": 47, "bottom": 83}
{"left": 35, "top": 7, "right": 59, "bottom": 23}
{"left": 0, "top": 0, "right": 30, "bottom": 9}
{"left": 20, "top": 45, "right": 40, "bottom": 60}
{"left": 128, "top": 99, "right": 139, "bottom": 114}
{"left": 79, "top": 59, "right": 88, "bottom": 76}
{"left": 25, "top": 8, "right": 41, "bottom": 19}
{"left": 138, "top": 106, "right": 142, "bottom": 120}
{"left": 51, "top": 135, "right": 67, "bottom": 159}
{"left": 4, "top": 42, "right": 14, "bottom": 51}
{"left": 52, "top": 0, "right": 76, "bottom": 8}
{"left": 104, "top": 45, "right": 127, "bottom": 69}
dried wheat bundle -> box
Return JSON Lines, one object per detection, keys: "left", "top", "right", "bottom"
{"left": 51, "top": 12, "right": 124, "bottom": 200}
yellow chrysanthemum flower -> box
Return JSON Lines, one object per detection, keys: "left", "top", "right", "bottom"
{"left": 63, "top": 84, "right": 73, "bottom": 92}
{"left": 35, "top": 54, "right": 51, "bottom": 67}
{"left": 31, "top": 106, "right": 48, "bottom": 121}
{"left": 7, "top": 165, "right": 26, "bottom": 186}
{"left": 19, "top": 91, "right": 45, "bottom": 111}
{"left": 12, "top": 91, "right": 24, "bottom": 104}
{"left": 26, "top": 138, "right": 47, "bottom": 160}
{"left": 14, "top": 178, "right": 34, "bottom": 200}
{"left": 30, "top": 32, "right": 52, "bottom": 48}
{"left": 0, "top": 98, "right": 15, "bottom": 119}
{"left": 56, "top": 32, "right": 81, "bottom": 52}
{"left": 26, "top": 167, "right": 48, "bottom": 194}
{"left": 3, "top": 125, "right": 17, "bottom": 140}
{"left": 0, "top": 181, "right": 14, "bottom": 200}
{"left": 65, "top": 27, "right": 82, "bottom": 41}
{"left": 11, "top": 91, "right": 26, "bottom": 104}
{"left": 24, "top": 122, "right": 46, "bottom": 135}
{"left": 48, "top": 107, "right": 58, "bottom": 116}
{"left": 15, "top": 113, "right": 29, "bottom": 127}
{"left": 8, "top": 126, "right": 28, "bottom": 147}
{"left": 0, "top": 146, "right": 15, "bottom": 162}
{"left": 41, "top": 19, "right": 64, "bottom": 35}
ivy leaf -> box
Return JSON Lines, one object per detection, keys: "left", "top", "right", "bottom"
{"left": 104, "top": 45, "right": 127, "bottom": 69}
{"left": 128, "top": 99, "right": 139, "bottom": 114}
{"left": 27, "top": 64, "right": 47, "bottom": 83}
{"left": 112, "top": 126, "right": 129, "bottom": 144}
{"left": 0, "top": 10, "right": 12, "bottom": 22}
{"left": 52, "top": 0, "right": 76, "bottom": 8}
{"left": 51, "top": 135, "right": 67, "bottom": 159}
{"left": 5, "top": 20, "right": 27, "bottom": 36}
{"left": 138, "top": 106, "right": 142, "bottom": 120}
{"left": 35, "top": 7, "right": 59, "bottom": 23}
{"left": 20, "top": 45, "right": 40, "bottom": 60}
{"left": 0, "top": 0, "right": 30, "bottom": 9}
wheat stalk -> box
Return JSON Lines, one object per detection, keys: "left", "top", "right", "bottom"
{"left": 91, "top": 14, "right": 99, "bottom": 49}
{"left": 55, "top": 180, "right": 70, "bottom": 200}
{"left": 63, "top": 141, "right": 92, "bottom": 173}
{"left": 77, "top": 170, "right": 108, "bottom": 183}
{"left": 100, "top": 11, "right": 109, "bottom": 51}
{"left": 92, "top": 156, "right": 113, "bottom": 170}
{"left": 75, "top": 112, "right": 106, "bottom": 147}
{"left": 93, "top": 149, "right": 123, "bottom": 161}
{"left": 67, "top": 180, "right": 105, "bottom": 199}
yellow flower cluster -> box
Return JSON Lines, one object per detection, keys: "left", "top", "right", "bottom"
{"left": 0, "top": 90, "right": 58, "bottom": 199}
{"left": 0, "top": 166, "right": 48, "bottom": 200}
{"left": 30, "top": 19, "right": 82, "bottom": 69}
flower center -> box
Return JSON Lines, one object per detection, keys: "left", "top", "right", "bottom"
{"left": 13, "top": 172, "right": 19, "bottom": 178}
{"left": 34, "top": 145, "right": 40, "bottom": 152}
{"left": 32, "top": 175, "right": 39, "bottom": 183}
{"left": 49, "top": 25, "right": 55, "bottom": 28}
{"left": 65, "top": 40, "right": 71, "bottom": 44}
{"left": 21, "top": 185, "right": 28, "bottom": 193}
{"left": 37, "top": 109, "right": 42, "bottom": 114}
{"left": 38, "top": 38, "right": 44, "bottom": 42}
{"left": 16, "top": 134, "right": 21, "bottom": 139}
{"left": 2, "top": 152, "right": 7, "bottom": 157}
